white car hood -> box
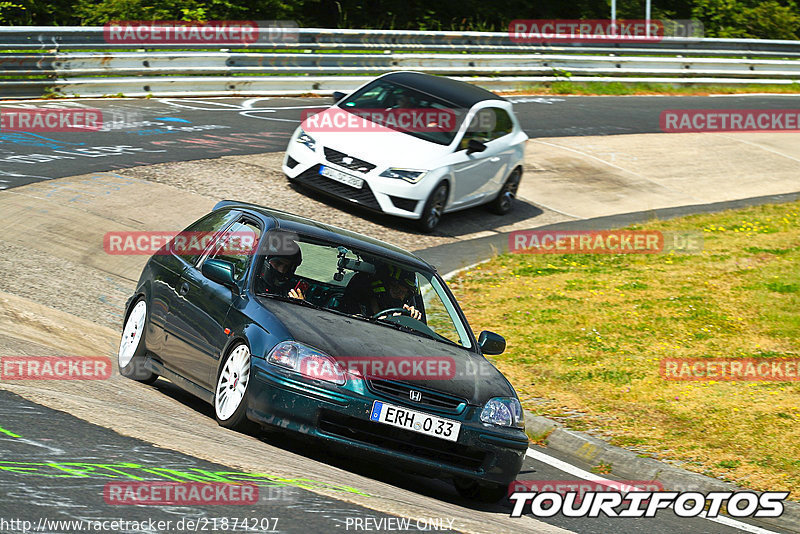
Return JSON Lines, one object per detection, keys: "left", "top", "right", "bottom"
{"left": 301, "top": 108, "right": 454, "bottom": 171}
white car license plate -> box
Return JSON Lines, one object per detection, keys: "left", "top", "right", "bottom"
{"left": 369, "top": 401, "right": 461, "bottom": 442}
{"left": 319, "top": 165, "right": 364, "bottom": 189}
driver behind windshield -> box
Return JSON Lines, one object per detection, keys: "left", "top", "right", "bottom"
{"left": 256, "top": 239, "right": 305, "bottom": 300}
{"left": 343, "top": 264, "right": 423, "bottom": 321}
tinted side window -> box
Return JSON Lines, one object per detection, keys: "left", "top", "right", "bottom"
{"left": 459, "top": 107, "right": 512, "bottom": 149}
{"left": 458, "top": 108, "right": 513, "bottom": 150}
{"left": 208, "top": 220, "right": 262, "bottom": 282}
{"left": 490, "top": 108, "right": 513, "bottom": 140}
{"left": 462, "top": 108, "right": 494, "bottom": 146}
{"left": 176, "top": 209, "right": 239, "bottom": 265}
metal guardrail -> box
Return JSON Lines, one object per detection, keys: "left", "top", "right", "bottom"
{"left": 4, "top": 52, "right": 800, "bottom": 78}
{"left": 1, "top": 26, "right": 799, "bottom": 98}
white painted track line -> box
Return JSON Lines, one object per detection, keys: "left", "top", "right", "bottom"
{"left": 525, "top": 448, "right": 781, "bottom": 534}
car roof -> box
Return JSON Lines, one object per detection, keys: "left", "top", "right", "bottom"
{"left": 213, "top": 200, "right": 433, "bottom": 271}
{"left": 380, "top": 72, "right": 507, "bottom": 109}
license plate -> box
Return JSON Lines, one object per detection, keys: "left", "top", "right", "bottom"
{"left": 369, "top": 401, "right": 461, "bottom": 442}
{"left": 320, "top": 165, "right": 364, "bottom": 189}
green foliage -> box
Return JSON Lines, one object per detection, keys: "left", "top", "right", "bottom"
{"left": 693, "top": 0, "right": 800, "bottom": 38}
{"left": 73, "top": 0, "right": 291, "bottom": 24}
{"left": 0, "top": 2, "right": 24, "bottom": 23}
{"left": 745, "top": 1, "right": 800, "bottom": 39}
{"left": 1, "top": 0, "right": 798, "bottom": 40}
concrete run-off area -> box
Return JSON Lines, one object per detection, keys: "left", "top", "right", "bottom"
{"left": 0, "top": 130, "right": 797, "bottom": 533}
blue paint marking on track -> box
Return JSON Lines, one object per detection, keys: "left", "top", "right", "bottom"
{"left": 0, "top": 132, "right": 85, "bottom": 149}
{"left": 154, "top": 117, "right": 192, "bottom": 123}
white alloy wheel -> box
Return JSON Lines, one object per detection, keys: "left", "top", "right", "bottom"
{"left": 119, "top": 300, "right": 147, "bottom": 369}
{"left": 215, "top": 344, "right": 251, "bottom": 421}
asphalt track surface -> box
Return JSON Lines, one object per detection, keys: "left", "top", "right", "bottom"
{"left": 1, "top": 94, "right": 799, "bottom": 189}
{"left": 0, "top": 94, "right": 798, "bottom": 533}
{"left": 0, "top": 389, "right": 454, "bottom": 534}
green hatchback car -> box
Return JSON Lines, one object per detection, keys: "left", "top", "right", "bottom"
{"left": 119, "top": 200, "right": 528, "bottom": 501}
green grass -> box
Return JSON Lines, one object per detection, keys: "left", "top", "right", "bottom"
{"left": 515, "top": 81, "right": 800, "bottom": 95}
{"left": 452, "top": 201, "right": 800, "bottom": 494}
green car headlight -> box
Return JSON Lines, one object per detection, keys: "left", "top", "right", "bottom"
{"left": 295, "top": 128, "right": 317, "bottom": 151}
{"left": 379, "top": 168, "right": 427, "bottom": 184}
{"left": 480, "top": 397, "right": 525, "bottom": 429}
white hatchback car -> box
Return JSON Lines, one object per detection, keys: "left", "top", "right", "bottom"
{"left": 282, "top": 72, "right": 528, "bottom": 232}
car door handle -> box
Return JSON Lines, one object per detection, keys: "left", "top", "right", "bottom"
{"left": 179, "top": 282, "right": 189, "bottom": 296}
{"left": 489, "top": 157, "right": 501, "bottom": 162}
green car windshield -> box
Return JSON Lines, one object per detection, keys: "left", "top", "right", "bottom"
{"left": 252, "top": 232, "right": 473, "bottom": 349}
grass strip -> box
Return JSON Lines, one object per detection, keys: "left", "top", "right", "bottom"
{"left": 451, "top": 201, "right": 800, "bottom": 494}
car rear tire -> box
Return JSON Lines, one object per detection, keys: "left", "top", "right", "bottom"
{"left": 215, "top": 343, "right": 255, "bottom": 431}
{"left": 453, "top": 477, "right": 508, "bottom": 503}
{"left": 118, "top": 298, "right": 158, "bottom": 384}
{"left": 417, "top": 182, "right": 448, "bottom": 233}
{"left": 487, "top": 168, "right": 522, "bottom": 215}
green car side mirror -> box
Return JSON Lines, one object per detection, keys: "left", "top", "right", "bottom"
{"left": 202, "top": 258, "right": 237, "bottom": 289}
{"left": 479, "top": 330, "right": 506, "bottom": 355}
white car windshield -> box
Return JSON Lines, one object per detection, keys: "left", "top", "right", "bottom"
{"left": 338, "top": 79, "right": 468, "bottom": 145}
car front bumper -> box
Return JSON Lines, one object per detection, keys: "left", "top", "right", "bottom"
{"left": 246, "top": 361, "right": 527, "bottom": 486}
{"left": 283, "top": 141, "right": 444, "bottom": 220}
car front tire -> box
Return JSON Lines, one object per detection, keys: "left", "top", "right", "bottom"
{"left": 488, "top": 168, "right": 522, "bottom": 215}
{"left": 215, "top": 343, "right": 255, "bottom": 431}
{"left": 417, "top": 182, "right": 448, "bottom": 233}
{"left": 118, "top": 298, "right": 158, "bottom": 384}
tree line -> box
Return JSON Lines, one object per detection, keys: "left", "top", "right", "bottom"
{"left": 1, "top": 0, "right": 798, "bottom": 39}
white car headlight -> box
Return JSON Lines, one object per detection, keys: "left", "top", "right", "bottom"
{"left": 295, "top": 128, "right": 317, "bottom": 151}
{"left": 379, "top": 168, "right": 427, "bottom": 184}
{"left": 267, "top": 341, "right": 345, "bottom": 386}
{"left": 480, "top": 397, "right": 525, "bottom": 429}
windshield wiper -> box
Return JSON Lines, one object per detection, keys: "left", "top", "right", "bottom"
{"left": 255, "top": 293, "right": 325, "bottom": 311}
{"left": 373, "top": 317, "right": 414, "bottom": 331}
{"left": 372, "top": 317, "right": 442, "bottom": 342}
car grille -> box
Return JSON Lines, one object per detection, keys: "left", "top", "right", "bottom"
{"left": 295, "top": 165, "right": 381, "bottom": 211}
{"left": 323, "top": 147, "right": 376, "bottom": 174}
{"left": 367, "top": 379, "right": 466, "bottom": 415}
{"left": 318, "top": 410, "right": 487, "bottom": 471}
